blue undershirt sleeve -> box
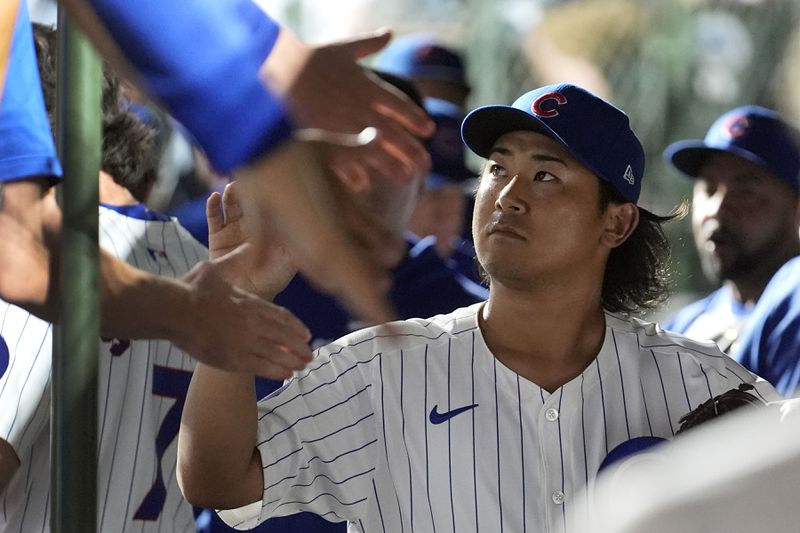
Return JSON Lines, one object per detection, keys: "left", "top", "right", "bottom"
{"left": 0, "top": 1, "right": 62, "bottom": 183}
{"left": 88, "top": 0, "right": 294, "bottom": 173}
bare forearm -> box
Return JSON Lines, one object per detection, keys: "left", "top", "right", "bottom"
{"left": 98, "top": 249, "right": 189, "bottom": 340}
{"left": 177, "top": 363, "right": 262, "bottom": 509}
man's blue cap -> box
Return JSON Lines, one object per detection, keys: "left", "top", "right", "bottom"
{"left": 664, "top": 106, "right": 800, "bottom": 191}
{"left": 375, "top": 34, "right": 470, "bottom": 91}
{"left": 424, "top": 98, "right": 473, "bottom": 188}
{"left": 461, "top": 83, "right": 645, "bottom": 203}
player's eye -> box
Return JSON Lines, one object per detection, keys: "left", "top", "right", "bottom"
{"left": 533, "top": 171, "right": 558, "bottom": 182}
{"left": 487, "top": 163, "right": 508, "bottom": 178}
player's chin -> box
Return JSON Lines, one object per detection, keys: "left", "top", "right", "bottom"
{"left": 477, "top": 260, "right": 527, "bottom": 287}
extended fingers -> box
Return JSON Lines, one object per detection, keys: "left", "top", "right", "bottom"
{"left": 369, "top": 74, "right": 435, "bottom": 139}
{"left": 221, "top": 182, "right": 244, "bottom": 225}
{"left": 206, "top": 192, "right": 224, "bottom": 234}
{"left": 336, "top": 28, "right": 393, "bottom": 60}
{"left": 371, "top": 122, "right": 432, "bottom": 183}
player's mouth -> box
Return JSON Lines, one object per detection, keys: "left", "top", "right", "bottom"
{"left": 487, "top": 220, "right": 525, "bottom": 240}
{"left": 705, "top": 228, "right": 737, "bottom": 251}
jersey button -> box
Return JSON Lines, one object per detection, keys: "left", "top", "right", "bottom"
{"left": 545, "top": 408, "right": 559, "bottom": 422}
{"left": 551, "top": 490, "right": 565, "bottom": 505}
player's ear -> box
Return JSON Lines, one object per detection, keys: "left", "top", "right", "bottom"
{"left": 601, "top": 202, "right": 638, "bottom": 249}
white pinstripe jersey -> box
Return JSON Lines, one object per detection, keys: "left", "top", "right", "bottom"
{"left": 0, "top": 204, "right": 207, "bottom": 533}
{"left": 219, "top": 302, "right": 779, "bottom": 533}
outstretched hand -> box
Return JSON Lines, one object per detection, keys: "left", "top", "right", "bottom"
{"left": 175, "top": 261, "right": 312, "bottom": 380}
{"left": 234, "top": 136, "right": 399, "bottom": 326}
{"left": 207, "top": 181, "right": 296, "bottom": 299}
{"left": 262, "top": 28, "right": 434, "bottom": 190}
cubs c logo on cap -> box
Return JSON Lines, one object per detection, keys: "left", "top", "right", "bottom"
{"left": 531, "top": 92, "right": 568, "bottom": 118}
{"left": 722, "top": 114, "right": 750, "bottom": 139}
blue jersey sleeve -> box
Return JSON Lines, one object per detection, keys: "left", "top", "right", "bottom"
{"left": 88, "top": 0, "right": 294, "bottom": 173}
{"left": 661, "top": 290, "right": 724, "bottom": 334}
{"left": 0, "top": 1, "right": 62, "bottom": 183}
{"left": 734, "top": 256, "right": 800, "bottom": 398}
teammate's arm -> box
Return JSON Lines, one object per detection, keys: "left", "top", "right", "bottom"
{"left": 0, "top": 178, "right": 313, "bottom": 375}
{"left": 56, "top": 0, "right": 427, "bottom": 324}
{"left": 59, "top": 0, "right": 433, "bottom": 179}
{"left": 99, "top": 252, "right": 314, "bottom": 375}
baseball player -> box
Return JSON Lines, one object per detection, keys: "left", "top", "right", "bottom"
{"left": 197, "top": 71, "right": 486, "bottom": 533}
{"left": 662, "top": 106, "right": 800, "bottom": 354}
{"left": 177, "top": 83, "right": 780, "bottom": 533}
{"left": 0, "top": 24, "right": 312, "bottom": 532}
{"left": 0, "top": 189, "right": 211, "bottom": 532}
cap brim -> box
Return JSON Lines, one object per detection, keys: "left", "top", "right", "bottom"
{"left": 462, "top": 106, "right": 558, "bottom": 158}
{"left": 665, "top": 140, "right": 777, "bottom": 179}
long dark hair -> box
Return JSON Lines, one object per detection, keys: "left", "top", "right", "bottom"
{"left": 599, "top": 180, "right": 688, "bottom": 314}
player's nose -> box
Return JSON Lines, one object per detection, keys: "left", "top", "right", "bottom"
{"left": 495, "top": 175, "right": 528, "bottom": 213}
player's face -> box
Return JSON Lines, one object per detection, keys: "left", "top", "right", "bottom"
{"left": 692, "top": 153, "right": 799, "bottom": 284}
{"left": 472, "top": 131, "right": 616, "bottom": 289}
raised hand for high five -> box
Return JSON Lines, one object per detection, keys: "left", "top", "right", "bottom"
{"left": 207, "top": 181, "right": 296, "bottom": 300}
{"left": 233, "top": 136, "right": 400, "bottom": 326}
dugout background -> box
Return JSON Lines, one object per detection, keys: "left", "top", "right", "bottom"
{"left": 258, "top": 0, "right": 800, "bottom": 320}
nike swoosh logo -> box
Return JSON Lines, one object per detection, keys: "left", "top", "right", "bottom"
{"left": 429, "top": 404, "right": 479, "bottom": 424}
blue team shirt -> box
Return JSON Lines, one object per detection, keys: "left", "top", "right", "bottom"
{"left": 662, "top": 286, "right": 752, "bottom": 335}
{"left": 88, "top": 0, "right": 293, "bottom": 173}
{"left": 734, "top": 256, "right": 800, "bottom": 398}
{"left": 0, "top": 1, "right": 62, "bottom": 183}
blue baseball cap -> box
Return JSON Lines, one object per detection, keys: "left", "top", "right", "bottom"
{"left": 664, "top": 106, "right": 800, "bottom": 191}
{"left": 375, "top": 34, "right": 470, "bottom": 91}
{"left": 461, "top": 83, "right": 645, "bottom": 203}
{"left": 424, "top": 98, "right": 474, "bottom": 188}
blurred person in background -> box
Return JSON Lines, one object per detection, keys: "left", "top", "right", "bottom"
{"left": 408, "top": 98, "right": 475, "bottom": 263}
{"left": 374, "top": 33, "right": 471, "bottom": 108}
{"left": 662, "top": 106, "right": 800, "bottom": 356}
{"left": 376, "top": 34, "right": 482, "bottom": 281}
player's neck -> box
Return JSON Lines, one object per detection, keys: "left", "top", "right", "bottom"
{"left": 479, "top": 284, "right": 606, "bottom": 392}
{"left": 99, "top": 171, "right": 139, "bottom": 206}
